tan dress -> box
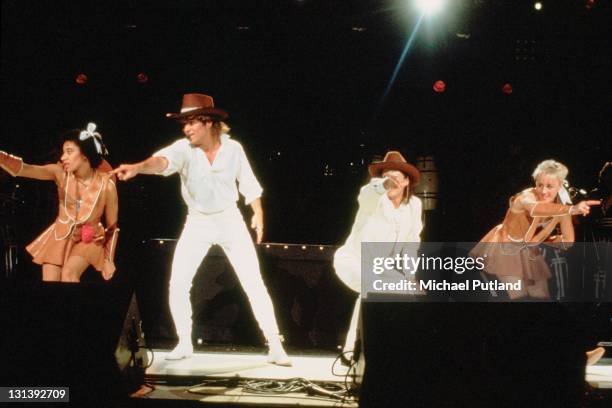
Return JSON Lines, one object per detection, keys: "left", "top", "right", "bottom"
{"left": 26, "top": 169, "right": 117, "bottom": 273}
{"left": 471, "top": 189, "right": 571, "bottom": 284}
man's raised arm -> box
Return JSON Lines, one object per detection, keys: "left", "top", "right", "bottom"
{"left": 112, "top": 156, "right": 169, "bottom": 181}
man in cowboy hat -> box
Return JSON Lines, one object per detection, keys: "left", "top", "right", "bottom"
{"left": 112, "top": 93, "right": 291, "bottom": 365}
{"left": 334, "top": 151, "right": 423, "bottom": 363}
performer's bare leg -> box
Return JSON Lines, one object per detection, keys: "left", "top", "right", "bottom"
{"left": 526, "top": 279, "right": 550, "bottom": 299}
{"left": 42, "top": 264, "right": 61, "bottom": 282}
{"left": 61, "top": 256, "right": 89, "bottom": 283}
{"left": 499, "top": 276, "right": 528, "bottom": 299}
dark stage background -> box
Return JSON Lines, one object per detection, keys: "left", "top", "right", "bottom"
{"left": 2, "top": 0, "right": 610, "bottom": 246}
{"left": 1, "top": 3, "right": 611, "bottom": 401}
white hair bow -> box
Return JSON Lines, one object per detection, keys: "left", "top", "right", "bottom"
{"left": 558, "top": 180, "right": 572, "bottom": 205}
{"left": 79, "top": 122, "right": 107, "bottom": 155}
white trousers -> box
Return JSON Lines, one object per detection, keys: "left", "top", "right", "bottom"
{"left": 333, "top": 247, "right": 361, "bottom": 352}
{"left": 333, "top": 247, "right": 361, "bottom": 292}
{"left": 168, "top": 207, "right": 281, "bottom": 344}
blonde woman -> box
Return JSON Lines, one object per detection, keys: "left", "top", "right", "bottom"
{"left": 472, "top": 159, "right": 599, "bottom": 299}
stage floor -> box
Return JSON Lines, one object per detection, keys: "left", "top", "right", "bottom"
{"left": 135, "top": 348, "right": 612, "bottom": 406}
{"left": 137, "top": 348, "right": 358, "bottom": 407}
{"left": 147, "top": 348, "right": 350, "bottom": 382}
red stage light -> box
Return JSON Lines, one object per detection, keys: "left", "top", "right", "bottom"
{"left": 136, "top": 72, "right": 149, "bottom": 84}
{"left": 433, "top": 80, "right": 446, "bottom": 93}
{"left": 75, "top": 73, "right": 88, "bottom": 85}
{"left": 502, "top": 83, "right": 513, "bottom": 94}
{"left": 585, "top": 0, "right": 596, "bottom": 10}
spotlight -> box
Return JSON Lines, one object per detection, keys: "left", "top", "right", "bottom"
{"left": 534, "top": 2, "right": 542, "bottom": 11}
{"left": 136, "top": 72, "right": 149, "bottom": 84}
{"left": 433, "top": 80, "right": 446, "bottom": 93}
{"left": 414, "top": 0, "right": 444, "bottom": 15}
{"left": 75, "top": 73, "right": 88, "bottom": 85}
{"left": 502, "top": 83, "right": 513, "bottom": 95}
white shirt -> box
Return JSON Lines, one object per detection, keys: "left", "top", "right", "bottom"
{"left": 153, "top": 134, "right": 263, "bottom": 214}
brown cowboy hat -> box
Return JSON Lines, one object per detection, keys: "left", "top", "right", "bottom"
{"left": 368, "top": 151, "right": 421, "bottom": 185}
{"left": 166, "top": 93, "right": 229, "bottom": 120}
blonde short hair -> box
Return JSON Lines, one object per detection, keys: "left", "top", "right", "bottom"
{"left": 531, "top": 159, "right": 568, "bottom": 182}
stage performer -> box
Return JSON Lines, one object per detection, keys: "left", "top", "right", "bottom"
{"left": 112, "top": 93, "right": 291, "bottom": 365}
{"left": 0, "top": 123, "right": 119, "bottom": 282}
{"left": 471, "top": 159, "right": 600, "bottom": 300}
{"left": 334, "top": 151, "right": 423, "bottom": 362}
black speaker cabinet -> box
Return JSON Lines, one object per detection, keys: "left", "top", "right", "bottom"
{"left": 1, "top": 281, "right": 134, "bottom": 406}
{"left": 359, "top": 302, "right": 588, "bottom": 408}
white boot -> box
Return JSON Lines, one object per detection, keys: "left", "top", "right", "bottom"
{"left": 165, "top": 340, "right": 193, "bottom": 360}
{"left": 267, "top": 335, "right": 292, "bottom": 367}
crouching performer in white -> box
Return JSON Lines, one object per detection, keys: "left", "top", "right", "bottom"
{"left": 113, "top": 93, "right": 291, "bottom": 366}
{"left": 334, "top": 151, "right": 423, "bottom": 362}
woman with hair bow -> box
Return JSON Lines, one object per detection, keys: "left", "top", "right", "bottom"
{"left": 471, "top": 159, "right": 600, "bottom": 299}
{"left": 0, "top": 123, "right": 119, "bottom": 282}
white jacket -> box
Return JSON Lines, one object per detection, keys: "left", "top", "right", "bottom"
{"left": 334, "top": 178, "right": 423, "bottom": 291}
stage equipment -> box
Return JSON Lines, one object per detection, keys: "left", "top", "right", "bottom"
{"left": 433, "top": 80, "right": 446, "bottom": 93}
{"left": 358, "top": 302, "right": 588, "bottom": 407}
{"left": 415, "top": 0, "right": 444, "bottom": 15}
{"left": 115, "top": 293, "right": 150, "bottom": 393}
{"left": 2, "top": 282, "right": 135, "bottom": 405}
{"left": 75, "top": 73, "right": 88, "bottom": 85}
{"left": 413, "top": 155, "right": 439, "bottom": 210}
{"left": 1, "top": 185, "right": 19, "bottom": 279}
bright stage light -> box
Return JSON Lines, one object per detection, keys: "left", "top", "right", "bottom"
{"left": 534, "top": 2, "right": 543, "bottom": 11}
{"left": 414, "top": 0, "right": 444, "bottom": 15}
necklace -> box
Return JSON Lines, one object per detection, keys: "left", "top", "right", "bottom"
{"left": 76, "top": 172, "right": 94, "bottom": 187}
{"left": 75, "top": 171, "right": 94, "bottom": 214}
